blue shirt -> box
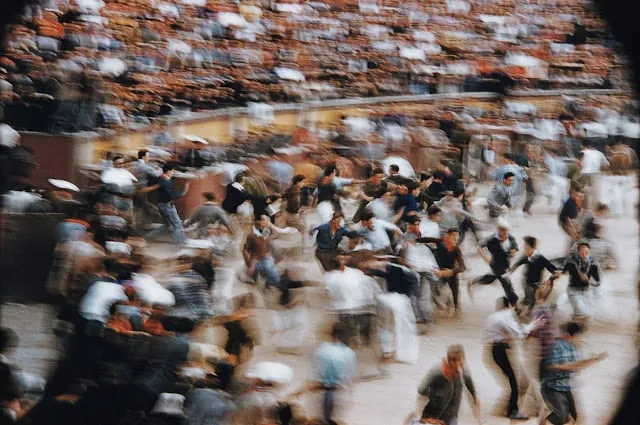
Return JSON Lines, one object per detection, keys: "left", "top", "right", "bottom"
{"left": 313, "top": 342, "right": 357, "bottom": 388}
{"left": 396, "top": 194, "right": 419, "bottom": 221}
{"left": 314, "top": 223, "right": 357, "bottom": 251}
{"left": 542, "top": 339, "right": 579, "bottom": 391}
{"left": 157, "top": 176, "right": 187, "bottom": 204}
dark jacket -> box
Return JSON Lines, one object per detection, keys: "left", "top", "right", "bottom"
{"left": 418, "top": 366, "right": 476, "bottom": 421}
{"left": 563, "top": 253, "right": 601, "bottom": 289}
{"left": 480, "top": 234, "right": 518, "bottom": 274}
{"left": 222, "top": 183, "right": 250, "bottom": 214}
{"left": 511, "top": 253, "right": 557, "bottom": 286}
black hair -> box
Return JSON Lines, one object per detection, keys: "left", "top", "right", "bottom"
{"left": 137, "top": 149, "right": 148, "bottom": 159}
{"left": 453, "top": 187, "right": 465, "bottom": 198}
{"left": 433, "top": 171, "right": 445, "bottom": 181}
{"left": 331, "top": 212, "right": 344, "bottom": 221}
{"left": 163, "top": 161, "right": 177, "bottom": 173}
{"left": 407, "top": 216, "right": 421, "bottom": 226}
{"left": 420, "top": 173, "right": 432, "bottom": 182}
{"left": 360, "top": 211, "right": 375, "bottom": 222}
{"left": 427, "top": 205, "right": 441, "bottom": 216}
{"left": 577, "top": 151, "right": 584, "bottom": 160}
{"left": 503, "top": 172, "right": 515, "bottom": 180}
{"left": 112, "top": 155, "right": 123, "bottom": 163}
{"left": 390, "top": 164, "right": 400, "bottom": 172}
{"left": 445, "top": 228, "right": 459, "bottom": 236}
{"left": 524, "top": 236, "right": 537, "bottom": 249}
{"left": 577, "top": 242, "right": 591, "bottom": 250}
{"left": 324, "top": 165, "right": 337, "bottom": 177}
{"left": 234, "top": 173, "right": 245, "bottom": 183}
{"left": 202, "top": 192, "right": 216, "bottom": 202}
{"left": 564, "top": 321, "right": 583, "bottom": 337}
{"left": 372, "top": 167, "right": 385, "bottom": 176}
{"left": 292, "top": 174, "right": 306, "bottom": 185}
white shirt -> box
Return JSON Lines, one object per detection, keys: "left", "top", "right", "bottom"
{"left": 403, "top": 238, "right": 439, "bottom": 273}
{"left": 419, "top": 218, "right": 441, "bottom": 239}
{"left": 353, "top": 219, "right": 399, "bottom": 251}
{"left": 79, "top": 280, "right": 128, "bottom": 323}
{"left": 484, "top": 309, "right": 536, "bottom": 343}
{"left": 367, "top": 198, "right": 395, "bottom": 223}
{"left": 581, "top": 149, "right": 610, "bottom": 175}
{"left": 323, "top": 267, "right": 381, "bottom": 311}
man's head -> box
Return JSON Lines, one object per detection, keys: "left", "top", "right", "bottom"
{"left": 324, "top": 165, "right": 337, "bottom": 179}
{"left": 428, "top": 205, "right": 441, "bottom": 223}
{"left": 292, "top": 174, "right": 306, "bottom": 187}
{"left": 406, "top": 215, "right": 421, "bottom": 235}
{"left": 571, "top": 190, "right": 585, "bottom": 207}
{"left": 330, "top": 212, "right": 344, "bottom": 226}
{"left": 523, "top": 236, "right": 537, "bottom": 257}
{"left": 503, "top": 172, "right": 515, "bottom": 187}
{"left": 497, "top": 222, "right": 509, "bottom": 241}
{"left": 446, "top": 344, "right": 465, "bottom": 372}
{"left": 138, "top": 149, "right": 148, "bottom": 161}
{"left": 112, "top": 155, "right": 125, "bottom": 168}
{"left": 408, "top": 182, "right": 420, "bottom": 196}
{"left": 389, "top": 164, "right": 400, "bottom": 175}
{"left": 255, "top": 214, "right": 270, "bottom": 231}
{"left": 202, "top": 192, "right": 216, "bottom": 203}
{"left": 453, "top": 186, "right": 464, "bottom": 200}
{"left": 370, "top": 167, "right": 386, "bottom": 184}
{"left": 443, "top": 228, "right": 460, "bottom": 249}
{"left": 235, "top": 173, "right": 245, "bottom": 184}
{"left": 397, "top": 184, "right": 409, "bottom": 195}
{"left": 438, "top": 159, "right": 450, "bottom": 172}
{"left": 432, "top": 171, "right": 444, "bottom": 183}
{"left": 577, "top": 242, "right": 590, "bottom": 261}
{"left": 360, "top": 211, "right": 375, "bottom": 230}
{"left": 163, "top": 161, "right": 177, "bottom": 178}
{"left": 561, "top": 321, "right": 584, "bottom": 340}
{"left": 576, "top": 151, "right": 584, "bottom": 167}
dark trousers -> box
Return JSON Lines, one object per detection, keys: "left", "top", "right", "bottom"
{"left": 459, "top": 218, "right": 479, "bottom": 244}
{"left": 492, "top": 342, "right": 519, "bottom": 416}
{"left": 523, "top": 179, "right": 536, "bottom": 213}
{"left": 322, "top": 388, "right": 338, "bottom": 425}
{"left": 476, "top": 271, "right": 518, "bottom": 305}
{"left": 542, "top": 386, "right": 577, "bottom": 425}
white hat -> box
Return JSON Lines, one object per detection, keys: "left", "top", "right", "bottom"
{"left": 183, "top": 134, "right": 208, "bottom": 145}
{"left": 244, "top": 361, "right": 293, "bottom": 386}
{"left": 150, "top": 393, "right": 186, "bottom": 417}
{"left": 48, "top": 179, "right": 80, "bottom": 192}
{"left": 0, "top": 124, "right": 20, "bottom": 148}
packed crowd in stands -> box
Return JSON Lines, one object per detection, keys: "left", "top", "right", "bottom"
{"left": 0, "top": 0, "right": 634, "bottom": 132}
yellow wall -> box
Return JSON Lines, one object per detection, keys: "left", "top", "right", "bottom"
{"left": 92, "top": 93, "right": 629, "bottom": 160}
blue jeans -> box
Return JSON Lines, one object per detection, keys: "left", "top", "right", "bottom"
{"left": 254, "top": 256, "right": 281, "bottom": 288}
{"left": 147, "top": 202, "right": 186, "bottom": 245}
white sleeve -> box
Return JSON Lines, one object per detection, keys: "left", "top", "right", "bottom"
{"left": 377, "top": 219, "right": 400, "bottom": 232}
{"left": 504, "top": 314, "right": 527, "bottom": 339}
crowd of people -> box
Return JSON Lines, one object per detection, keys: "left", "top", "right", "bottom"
{"left": 1, "top": 117, "right": 633, "bottom": 424}
{"left": 0, "top": 0, "right": 635, "bottom": 132}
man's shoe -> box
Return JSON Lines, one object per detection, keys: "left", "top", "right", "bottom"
{"left": 509, "top": 411, "right": 529, "bottom": 421}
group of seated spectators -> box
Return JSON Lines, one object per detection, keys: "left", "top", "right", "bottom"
{"left": 0, "top": 0, "right": 633, "bottom": 132}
